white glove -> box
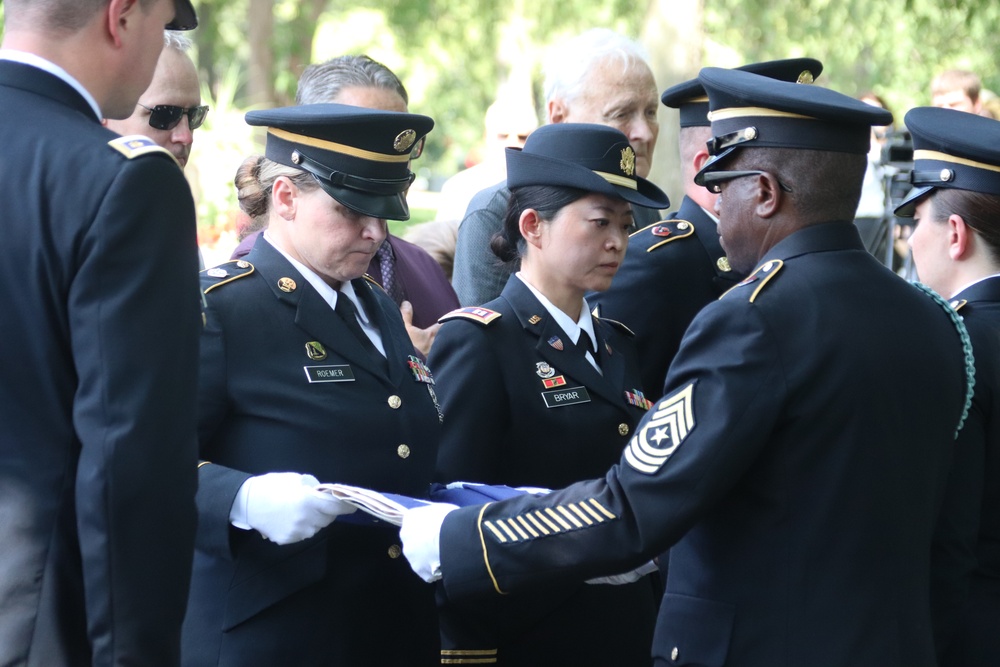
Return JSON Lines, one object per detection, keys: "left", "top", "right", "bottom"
{"left": 229, "top": 472, "right": 356, "bottom": 545}
{"left": 585, "top": 560, "right": 659, "bottom": 585}
{"left": 400, "top": 502, "right": 459, "bottom": 582}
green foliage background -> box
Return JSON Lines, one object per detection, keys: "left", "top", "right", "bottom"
{"left": 3, "top": 0, "right": 999, "bottom": 245}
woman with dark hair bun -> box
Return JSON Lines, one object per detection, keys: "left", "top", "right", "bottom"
{"left": 428, "top": 123, "right": 670, "bottom": 665}
{"left": 896, "top": 107, "right": 1000, "bottom": 667}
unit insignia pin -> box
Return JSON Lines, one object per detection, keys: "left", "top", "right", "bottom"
{"left": 535, "top": 361, "right": 556, "bottom": 379}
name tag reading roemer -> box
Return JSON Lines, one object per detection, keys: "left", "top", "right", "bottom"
{"left": 541, "top": 385, "right": 591, "bottom": 409}
{"left": 304, "top": 365, "right": 356, "bottom": 383}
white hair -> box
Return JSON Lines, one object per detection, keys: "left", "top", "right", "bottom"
{"left": 543, "top": 29, "right": 651, "bottom": 105}
{"left": 164, "top": 30, "right": 193, "bottom": 52}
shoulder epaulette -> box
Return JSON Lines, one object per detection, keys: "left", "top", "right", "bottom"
{"left": 363, "top": 273, "right": 386, "bottom": 294}
{"left": 107, "top": 135, "right": 179, "bottom": 167}
{"left": 719, "top": 259, "right": 783, "bottom": 303}
{"left": 598, "top": 316, "right": 635, "bottom": 338}
{"left": 201, "top": 260, "right": 255, "bottom": 294}
{"left": 950, "top": 298, "right": 968, "bottom": 312}
{"left": 633, "top": 219, "right": 696, "bottom": 252}
{"left": 438, "top": 306, "right": 502, "bottom": 326}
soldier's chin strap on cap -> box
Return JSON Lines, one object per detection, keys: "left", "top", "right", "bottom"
{"left": 291, "top": 149, "right": 415, "bottom": 196}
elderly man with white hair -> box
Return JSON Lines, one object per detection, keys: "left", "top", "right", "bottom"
{"left": 451, "top": 29, "right": 664, "bottom": 306}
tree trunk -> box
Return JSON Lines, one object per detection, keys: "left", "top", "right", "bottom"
{"left": 642, "top": 0, "right": 705, "bottom": 209}
{"left": 248, "top": 0, "right": 276, "bottom": 108}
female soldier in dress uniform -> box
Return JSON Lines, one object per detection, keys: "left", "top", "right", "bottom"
{"left": 182, "top": 104, "right": 441, "bottom": 666}
{"left": 896, "top": 107, "right": 1000, "bottom": 667}
{"left": 428, "top": 123, "right": 670, "bottom": 665}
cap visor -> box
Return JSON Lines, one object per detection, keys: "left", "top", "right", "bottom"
{"left": 894, "top": 185, "right": 934, "bottom": 218}
{"left": 166, "top": 0, "right": 198, "bottom": 30}
{"left": 318, "top": 181, "right": 410, "bottom": 221}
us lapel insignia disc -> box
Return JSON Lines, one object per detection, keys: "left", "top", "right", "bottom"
{"left": 305, "top": 341, "right": 327, "bottom": 361}
{"left": 547, "top": 336, "right": 564, "bottom": 351}
{"left": 625, "top": 382, "right": 696, "bottom": 474}
{"left": 535, "top": 361, "right": 556, "bottom": 379}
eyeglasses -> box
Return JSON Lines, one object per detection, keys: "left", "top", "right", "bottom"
{"left": 702, "top": 170, "right": 794, "bottom": 195}
{"left": 409, "top": 136, "right": 426, "bottom": 160}
{"left": 138, "top": 103, "right": 209, "bottom": 131}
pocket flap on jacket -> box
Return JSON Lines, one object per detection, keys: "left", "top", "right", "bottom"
{"left": 222, "top": 538, "right": 327, "bottom": 631}
{"left": 653, "top": 593, "right": 735, "bottom": 666}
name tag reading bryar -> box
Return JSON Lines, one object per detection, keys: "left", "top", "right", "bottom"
{"left": 541, "top": 385, "right": 591, "bottom": 408}
{"left": 304, "top": 365, "right": 356, "bottom": 383}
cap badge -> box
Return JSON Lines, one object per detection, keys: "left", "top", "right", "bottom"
{"left": 535, "top": 361, "right": 556, "bottom": 379}
{"left": 717, "top": 256, "right": 732, "bottom": 272}
{"left": 278, "top": 277, "right": 297, "bottom": 293}
{"left": 620, "top": 147, "right": 636, "bottom": 176}
{"left": 394, "top": 129, "right": 417, "bottom": 153}
{"left": 305, "top": 341, "right": 327, "bottom": 361}
{"left": 796, "top": 70, "right": 815, "bottom": 85}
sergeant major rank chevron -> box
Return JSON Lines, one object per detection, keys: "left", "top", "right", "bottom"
{"left": 625, "top": 382, "right": 696, "bottom": 474}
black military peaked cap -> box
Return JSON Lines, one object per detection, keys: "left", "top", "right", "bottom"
{"left": 245, "top": 103, "right": 434, "bottom": 220}
{"left": 661, "top": 58, "right": 824, "bottom": 128}
{"left": 505, "top": 123, "right": 670, "bottom": 209}
{"left": 693, "top": 67, "right": 894, "bottom": 186}
{"left": 895, "top": 106, "right": 1000, "bottom": 217}
{"left": 167, "top": 0, "right": 198, "bottom": 30}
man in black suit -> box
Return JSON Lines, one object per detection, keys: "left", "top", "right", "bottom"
{"left": 0, "top": 1, "right": 200, "bottom": 665}
{"left": 401, "top": 68, "right": 974, "bottom": 667}
{"left": 591, "top": 58, "right": 822, "bottom": 399}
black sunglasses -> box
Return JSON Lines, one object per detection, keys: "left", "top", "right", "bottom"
{"left": 409, "top": 135, "right": 426, "bottom": 160}
{"left": 138, "top": 103, "right": 209, "bottom": 131}
{"left": 702, "top": 170, "right": 793, "bottom": 195}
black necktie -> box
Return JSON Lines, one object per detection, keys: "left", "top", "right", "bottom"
{"left": 576, "top": 330, "right": 594, "bottom": 357}
{"left": 335, "top": 294, "right": 386, "bottom": 371}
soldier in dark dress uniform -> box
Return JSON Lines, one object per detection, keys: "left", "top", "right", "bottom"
{"left": 401, "top": 69, "right": 975, "bottom": 667}
{"left": 591, "top": 58, "right": 823, "bottom": 398}
{"left": 182, "top": 104, "right": 441, "bottom": 666}
{"left": 428, "top": 123, "right": 670, "bottom": 665}
{"left": 0, "top": 2, "right": 200, "bottom": 666}
{"left": 895, "top": 107, "right": 1000, "bottom": 667}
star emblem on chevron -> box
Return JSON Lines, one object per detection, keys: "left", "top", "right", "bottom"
{"left": 625, "top": 382, "right": 697, "bottom": 474}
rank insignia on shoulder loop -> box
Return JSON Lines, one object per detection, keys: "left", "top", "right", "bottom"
{"left": 407, "top": 355, "right": 435, "bottom": 384}
{"left": 651, "top": 225, "right": 672, "bottom": 237}
{"left": 535, "top": 361, "right": 556, "bottom": 379}
{"left": 207, "top": 268, "right": 227, "bottom": 278}
{"left": 625, "top": 389, "right": 653, "bottom": 411}
{"left": 625, "top": 382, "right": 696, "bottom": 474}
{"left": 438, "top": 306, "right": 502, "bottom": 326}
{"left": 107, "top": 135, "right": 176, "bottom": 165}
{"left": 547, "top": 336, "right": 564, "bottom": 351}
{"left": 305, "top": 341, "right": 327, "bottom": 361}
